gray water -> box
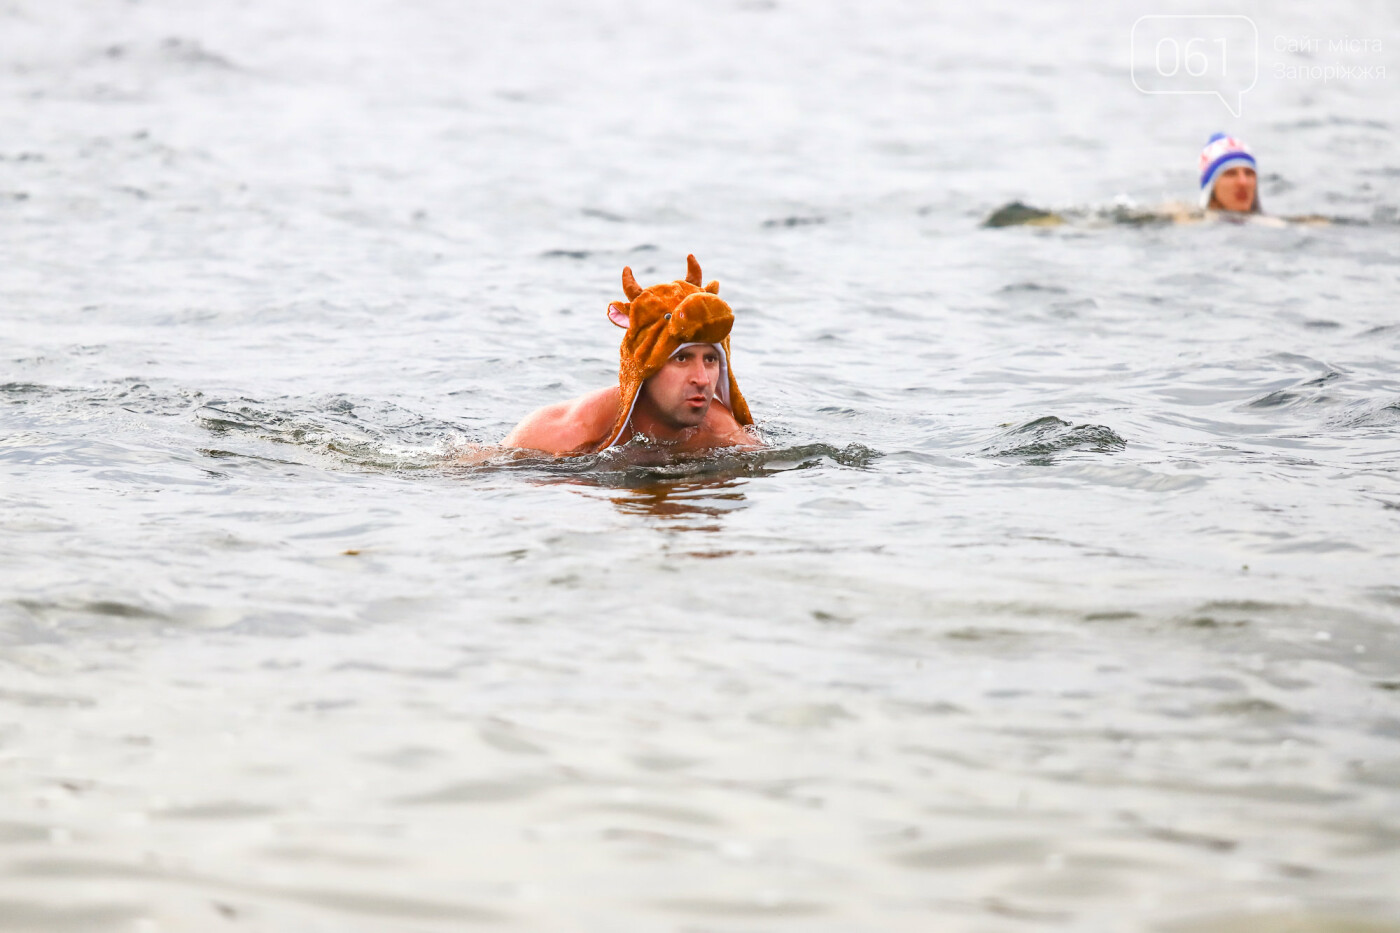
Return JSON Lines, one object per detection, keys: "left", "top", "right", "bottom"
{"left": 3, "top": 1, "right": 1399, "bottom": 930}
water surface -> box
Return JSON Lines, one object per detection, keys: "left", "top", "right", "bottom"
{"left": 2, "top": 0, "right": 1399, "bottom": 930}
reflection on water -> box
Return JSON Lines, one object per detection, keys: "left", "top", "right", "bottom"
{"left": 607, "top": 478, "right": 747, "bottom": 524}
{"left": 521, "top": 460, "right": 753, "bottom": 528}
{"left": 511, "top": 442, "right": 878, "bottom": 528}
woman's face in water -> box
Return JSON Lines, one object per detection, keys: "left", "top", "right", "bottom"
{"left": 1211, "top": 165, "right": 1257, "bottom": 212}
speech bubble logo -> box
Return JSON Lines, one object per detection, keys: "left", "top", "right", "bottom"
{"left": 1131, "top": 15, "right": 1258, "bottom": 117}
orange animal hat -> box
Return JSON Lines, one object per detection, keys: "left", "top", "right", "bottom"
{"left": 599, "top": 254, "right": 753, "bottom": 450}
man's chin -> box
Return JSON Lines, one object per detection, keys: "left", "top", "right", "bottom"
{"left": 674, "top": 402, "right": 710, "bottom": 428}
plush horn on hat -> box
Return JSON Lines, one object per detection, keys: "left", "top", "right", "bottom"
{"left": 621, "top": 266, "right": 643, "bottom": 300}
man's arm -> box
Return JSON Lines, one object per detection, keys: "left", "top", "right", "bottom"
{"left": 700, "top": 402, "right": 764, "bottom": 450}
{"left": 501, "top": 387, "right": 620, "bottom": 455}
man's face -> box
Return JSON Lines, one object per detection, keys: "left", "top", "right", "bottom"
{"left": 639, "top": 345, "right": 721, "bottom": 430}
{"left": 1212, "top": 165, "right": 1257, "bottom": 212}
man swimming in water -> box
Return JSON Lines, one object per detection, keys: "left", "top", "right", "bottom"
{"left": 503, "top": 255, "right": 759, "bottom": 456}
{"left": 1198, "top": 132, "right": 1260, "bottom": 214}
{"left": 985, "top": 132, "right": 1269, "bottom": 227}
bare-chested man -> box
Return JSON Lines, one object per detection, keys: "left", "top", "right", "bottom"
{"left": 503, "top": 255, "right": 760, "bottom": 456}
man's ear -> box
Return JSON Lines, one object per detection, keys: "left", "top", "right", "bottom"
{"left": 607, "top": 302, "right": 631, "bottom": 328}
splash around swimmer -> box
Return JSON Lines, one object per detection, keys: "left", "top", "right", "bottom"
{"left": 502, "top": 255, "right": 761, "bottom": 457}
{"left": 983, "top": 132, "right": 1339, "bottom": 229}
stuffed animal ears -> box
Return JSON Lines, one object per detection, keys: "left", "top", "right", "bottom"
{"left": 611, "top": 255, "right": 719, "bottom": 327}
{"left": 685, "top": 254, "right": 721, "bottom": 294}
{"left": 621, "top": 266, "right": 643, "bottom": 300}
{"left": 612, "top": 265, "right": 642, "bottom": 326}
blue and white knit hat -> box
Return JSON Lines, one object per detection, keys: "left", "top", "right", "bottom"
{"left": 1198, "top": 133, "right": 1257, "bottom": 208}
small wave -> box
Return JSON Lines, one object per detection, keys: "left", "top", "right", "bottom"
{"left": 1328, "top": 399, "right": 1400, "bottom": 429}
{"left": 195, "top": 396, "right": 470, "bottom": 470}
{"left": 984, "top": 201, "right": 1174, "bottom": 228}
{"left": 0, "top": 382, "right": 54, "bottom": 400}
{"left": 580, "top": 207, "right": 626, "bottom": 222}
{"left": 3, "top": 379, "right": 202, "bottom": 418}
{"left": 458, "top": 440, "right": 883, "bottom": 489}
{"left": 981, "top": 416, "right": 1125, "bottom": 463}
{"left": 157, "top": 37, "right": 238, "bottom": 70}
{"left": 1244, "top": 371, "right": 1345, "bottom": 410}
{"left": 761, "top": 215, "right": 827, "bottom": 228}
{"left": 1056, "top": 463, "right": 1205, "bottom": 492}
{"left": 983, "top": 200, "right": 1369, "bottom": 229}
{"left": 983, "top": 202, "right": 1062, "bottom": 228}
{"left": 997, "top": 281, "right": 1068, "bottom": 295}
{"left": 96, "top": 37, "right": 240, "bottom": 72}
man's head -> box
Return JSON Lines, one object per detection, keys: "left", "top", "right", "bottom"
{"left": 637, "top": 343, "right": 723, "bottom": 431}
{"left": 599, "top": 255, "right": 752, "bottom": 449}
{"left": 1198, "top": 133, "right": 1260, "bottom": 212}
{"left": 1209, "top": 164, "right": 1258, "bottom": 213}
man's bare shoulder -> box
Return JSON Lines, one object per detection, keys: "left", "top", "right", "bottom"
{"left": 693, "top": 402, "right": 763, "bottom": 451}
{"left": 502, "top": 387, "right": 620, "bottom": 455}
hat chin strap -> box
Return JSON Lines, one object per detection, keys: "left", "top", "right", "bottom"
{"left": 606, "top": 342, "right": 730, "bottom": 450}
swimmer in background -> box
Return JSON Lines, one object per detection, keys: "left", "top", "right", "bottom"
{"left": 501, "top": 255, "right": 760, "bottom": 457}
{"left": 1198, "top": 132, "right": 1260, "bottom": 214}
{"left": 984, "top": 132, "right": 1328, "bottom": 227}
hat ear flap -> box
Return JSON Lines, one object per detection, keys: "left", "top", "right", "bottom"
{"left": 607, "top": 302, "right": 631, "bottom": 328}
